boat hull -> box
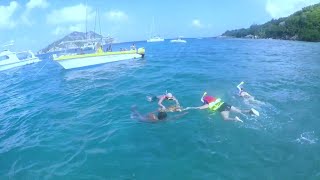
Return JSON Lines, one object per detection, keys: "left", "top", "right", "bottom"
{"left": 147, "top": 39, "right": 164, "bottom": 42}
{"left": 0, "top": 58, "right": 41, "bottom": 71}
{"left": 54, "top": 53, "right": 143, "bottom": 69}
{"left": 170, "top": 40, "right": 187, "bottom": 43}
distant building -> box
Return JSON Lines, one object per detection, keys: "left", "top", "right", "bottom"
{"left": 244, "top": 34, "right": 259, "bottom": 39}
{"left": 245, "top": 34, "right": 255, "bottom": 39}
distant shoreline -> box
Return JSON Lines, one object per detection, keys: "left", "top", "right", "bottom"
{"left": 221, "top": 3, "right": 320, "bottom": 42}
{"left": 216, "top": 35, "right": 320, "bottom": 43}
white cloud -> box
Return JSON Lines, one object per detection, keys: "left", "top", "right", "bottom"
{"left": 26, "top": 0, "right": 48, "bottom": 10}
{"left": 0, "top": 1, "right": 19, "bottom": 29}
{"left": 52, "top": 24, "right": 85, "bottom": 36}
{"left": 68, "top": 24, "right": 85, "bottom": 32}
{"left": 46, "top": 4, "right": 95, "bottom": 25}
{"left": 52, "top": 26, "right": 64, "bottom": 36}
{"left": 191, "top": 19, "right": 203, "bottom": 28}
{"left": 266, "top": 0, "right": 319, "bottom": 18}
{"left": 21, "top": 0, "right": 49, "bottom": 25}
{"left": 105, "top": 10, "right": 128, "bottom": 22}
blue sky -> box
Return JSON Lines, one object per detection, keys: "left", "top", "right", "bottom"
{"left": 0, "top": 0, "right": 319, "bottom": 51}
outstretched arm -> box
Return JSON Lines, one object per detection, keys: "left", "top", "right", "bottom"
{"left": 158, "top": 97, "right": 166, "bottom": 109}
{"left": 131, "top": 107, "right": 147, "bottom": 121}
{"left": 183, "top": 104, "right": 209, "bottom": 111}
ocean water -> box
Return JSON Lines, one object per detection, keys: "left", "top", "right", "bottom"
{"left": 0, "top": 38, "right": 320, "bottom": 179}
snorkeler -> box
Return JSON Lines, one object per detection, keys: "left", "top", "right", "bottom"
{"left": 131, "top": 105, "right": 188, "bottom": 122}
{"left": 147, "top": 91, "right": 180, "bottom": 110}
{"left": 237, "top": 81, "right": 253, "bottom": 99}
{"left": 184, "top": 92, "right": 259, "bottom": 122}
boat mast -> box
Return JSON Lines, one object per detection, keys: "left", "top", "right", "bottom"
{"left": 151, "top": 16, "right": 155, "bottom": 37}
{"left": 85, "top": 0, "right": 88, "bottom": 39}
{"left": 93, "top": 8, "right": 102, "bottom": 43}
{"left": 94, "top": 8, "right": 97, "bottom": 39}
{"left": 98, "top": 8, "right": 102, "bottom": 40}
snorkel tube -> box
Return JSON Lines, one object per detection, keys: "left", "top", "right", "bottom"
{"left": 201, "top": 92, "right": 207, "bottom": 103}
{"left": 237, "top": 81, "right": 244, "bottom": 95}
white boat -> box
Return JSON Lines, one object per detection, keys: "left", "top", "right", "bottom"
{"left": 0, "top": 50, "right": 40, "bottom": 71}
{"left": 147, "top": 17, "right": 164, "bottom": 42}
{"left": 53, "top": 48, "right": 145, "bottom": 69}
{"left": 147, "top": 36, "right": 164, "bottom": 42}
{"left": 170, "top": 37, "right": 187, "bottom": 43}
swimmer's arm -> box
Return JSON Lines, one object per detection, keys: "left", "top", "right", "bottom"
{"left": 158, "top": 96, "right": 166, "bottom": 109}
{"left": 184, "top": 104, "right": 209, "bottom": 110}
{"left": 197, "top": 104, "right": 209, "bottom": 109}
{"left": 173, "top": 97, "right": 180, "bottom": 106}
{"left": 131, "top": 108, "right": 148, "bottom": 121}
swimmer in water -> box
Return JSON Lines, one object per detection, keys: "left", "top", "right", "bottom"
{"left": 184, "top": 92, "right": 259, "bottom": 122}
{"left": 147, "top": 91, "right": 180, "bottom": 110}
{"left": 237, "top": 81, "right": 254, "bottom": 99}
{"left": 131, "top": 105, "right": 188, "bottom": 122}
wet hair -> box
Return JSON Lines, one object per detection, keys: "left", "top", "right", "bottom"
{"left": 157, "top": 112, "right": 167, "bottom": 120}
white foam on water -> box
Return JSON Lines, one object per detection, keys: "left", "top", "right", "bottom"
{"left": 295, "top": 131, "right": 318, "bottom": 144}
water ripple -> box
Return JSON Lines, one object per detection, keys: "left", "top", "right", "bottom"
{"left": 1, "top": 39, "right": 320, "bottom": 179}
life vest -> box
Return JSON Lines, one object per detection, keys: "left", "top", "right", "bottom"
{"left": 203, "top": 96, "right": 224, "bottom": 111}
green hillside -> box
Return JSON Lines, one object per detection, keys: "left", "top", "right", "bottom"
{"left": 222, "top": 3, "right": 320, "bottom": 42}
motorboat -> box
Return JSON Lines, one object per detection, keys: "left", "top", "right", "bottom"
{"left": 0, "top": 49, "right": 40, "bottom": 71}
{"left": 53, "top": 47, "right": 145, "bottom": 69}
{"left": 170, "top": 37, "right": 187, "bottom": 43}
{"left": 147, "top": 36, "right": 164, "bottom": 42}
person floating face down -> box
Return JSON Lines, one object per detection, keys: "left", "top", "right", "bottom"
{"left": 237, "top": 81, "right": 253, "bottom": 99}
{"left": 147, "top": 92, "right": 180, "bottom": 110}
{"left": 131, "top": 105, "right": 188, "bottom": 122}
{"left": 184, "top": 92, "right": 259, "bottom": 122}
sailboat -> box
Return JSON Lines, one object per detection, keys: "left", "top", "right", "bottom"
{"left": 147, "top": 17, "right": 164, "bottom": 42}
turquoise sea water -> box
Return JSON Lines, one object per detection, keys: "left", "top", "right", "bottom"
{"left": 1, "top": 38, "right": 320, "bottom": 179}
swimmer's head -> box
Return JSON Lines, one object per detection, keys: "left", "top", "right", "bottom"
{"left": 157, "top": 112, "right": 167, "bottom": 120}
{"left": 166, "top": 93, "right": 173, "bottom": 100}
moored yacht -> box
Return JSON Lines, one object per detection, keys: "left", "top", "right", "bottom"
{"left": 0, "top": 49, "right": 40, "bottom": 71}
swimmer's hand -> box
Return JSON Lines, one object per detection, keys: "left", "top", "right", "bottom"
{"left": 146, "top": 96, "right": 153, "bottom": 102}
{"left": 182, "top": 107, "right": 190, "bottom": 111}
{"left": 160, "top": 106, "right": 166, "bottom": 111}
